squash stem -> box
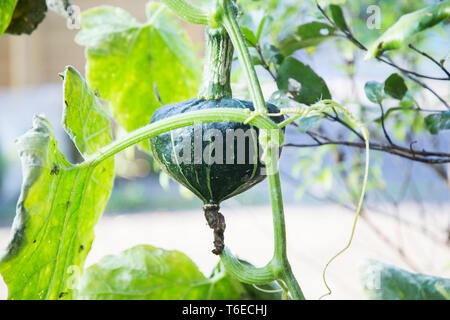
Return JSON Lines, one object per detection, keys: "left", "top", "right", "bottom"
{"left": 218, "top": 0, "right": 267, "bottom": 114}
{"left": 198, "top": 27, "right": 234, "bottom": 100}
{"left": 218, "top": 0, "right": 305, "bottom": 299}
{"left": 203, "top": 204, "right": 226, "bottom": 255}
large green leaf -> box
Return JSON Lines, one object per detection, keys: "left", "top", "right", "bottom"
{"left": 75, "top": 3, "right": 200, "bottom": 144}
{"left": 76, "top": 245, "right": 281, "bottom": 300}
{"left": 5, "top": 0, "right": 47, "bottom": 35}
{"left": 0, "top": 0, "right": 18, "bottom": 36}
{"left": 360, "top": 259, "right": 450, "bottom": 300}
{"left": 0, "top": 66, "right": 115, "bottom": 300}
{"left": 276, "top": 56, "right": 331, "bottom": 105}
{"left": 366, "top": 2, "right": 450, "bottom": 58}
{"left": 279, "top": 22, "right": 336, "bottom": 56}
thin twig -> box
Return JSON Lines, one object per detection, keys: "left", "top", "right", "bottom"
{"left": 317, "top": 4, "right": 449, "bottom": 81}
{"left": 404, "top": 74, "right": 450, "bottom": 109}
{"left": 408, "top": 44, "right": 450, "bottom": 78}
{"left": 251, "top": 5, "right": 450, "bottom": 162}
{"left": 323, "top": 112, "right": 365, "bottom": 141}
{"left": 317, "top": 3, "right": 450, "bottom": 110}
{"left": 378, "top": 101, "right": 395, "bottom": 145}
{"left": 284, "top": 131, "right": 450, "bottom": 164}
{"left": 376, "top": 56, "right": 449, "bottom": 81}
{"left": 256, "top": 44, "right": 278, "bottom": 80}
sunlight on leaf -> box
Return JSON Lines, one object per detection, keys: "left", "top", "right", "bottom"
{"left": 0, "top": 0, "right": 18, "bottom": 36}
{"left": 0, "top": 67, "right": 114, "bottom": 300}
{"left": 279, "top": 22, "right": 336, "bottom": 56}
{"left": 366, "top": 2, "right": 450, "bottom": 58}
{"left": 75, "top": 3, "right": 200, "bottom": 150}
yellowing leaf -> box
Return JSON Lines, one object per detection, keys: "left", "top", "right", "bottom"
{"left": 0, "top": 67, "right": 115, "bottom": 300}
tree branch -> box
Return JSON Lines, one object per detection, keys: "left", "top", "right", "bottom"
{"left": 408, "top": 44, "right": 450, "bottom": 78}
{"left": 377, "top": 101, "right": 395, "bottom": 146}
{"left": 317, "top": 4, "right": 450, "bottom": 108}
{"left": 250, "top": 6, "right": 450, "bottom": 164}
{"left": 284, "top": 131, "right": 450, "bottom": 164}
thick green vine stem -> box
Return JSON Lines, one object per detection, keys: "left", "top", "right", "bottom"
{"left": 198, "top": 27, "right": 234, "bottom": 100}
{"left": 77, "top": 108, "right": 281, "bottom": 169}
{"left": 160, "top": 0, "right": 209, "bottom": 25}
{"left": 160, "top": 0, "right": 305, "bottom": 299}
{"left": 220, "top": 248, "right": 275, "bottom": 284}
{"left": 213, "top": 0, "right": 305, "bottom": 300}
{"left": 218, "top": 0, "right": 267, "bottom": 114}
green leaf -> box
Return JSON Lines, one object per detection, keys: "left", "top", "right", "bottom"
{"left": 0, "top": 0, "right": 18, "bottom": 36}
{"left": 255, "top": 15, "right": 272, "bottom": 42}
{"left": 360, "top": 259, "right": 450, "bottom": 300}
{"left": 0, "top": 66, "right": 115, "bottom": 300}
{"left": 364, "top": 81, "right": 384, "bottom": 103}
{"left": 279, "top": 22, "right": 335, "bottom": 56}
{"left": 366, "top": 2, "right": 450, "bottom": 58}
{"left": 297, "top": 115, "right": 321, "bottom": 133}
{"left": 384, "top": 73, "right": 408, "bottom": 100}
{"left": 276, "top": 57, "right": 331, "bottom": 105}
{"left": 6, "top": 0, "right": 47, "bottom": 35}
{"left": 329, "top": 4, "right": 349, "bottom": 32}
{"left": 424, "top": 111, "right": 450, "bottom": 134}
{"left": 75, "top": 3, "right": 200, "bottom": 146}
{"left": 76, "top": 245, "right": 280, "bottom": 300}
{"left": 241, "top": 26, "right": 258, "bottom": 46}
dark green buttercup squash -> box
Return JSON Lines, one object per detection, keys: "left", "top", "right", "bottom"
{"left": 150, "top": 27, "right": 283, "bottom": 254}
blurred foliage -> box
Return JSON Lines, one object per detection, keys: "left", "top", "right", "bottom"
{"left": 360, "top": 259, "right": 450, "bottom": 300}
{"left": 0, "top": 0, "right": 18, "bottom": 36}
{"left": 75, "top": 3, "right": 201, "bottom": 153}
{"left": 366, "top": 2, "right": 450, "bottom": 58}
{"left": 235, "top": 0, "right": 449, "bottom": 209}
{"left": 0, "top": 144, "right": 4, "bottom": 194}
{"left": 5, "top": 0, "right": 47, "bottom": 35}
{"left": 77, "top": 245, "right": 282, "bottom": 300}
{"left": 425, "top": 111, "right": 450, "bottom": 134}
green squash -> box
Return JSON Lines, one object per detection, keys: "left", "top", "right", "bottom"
{"left": 149, "top": 25, "right": 283, "bottom": 254}
{"left": 149, "top": 98, "right": 284, "bottom": 205}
